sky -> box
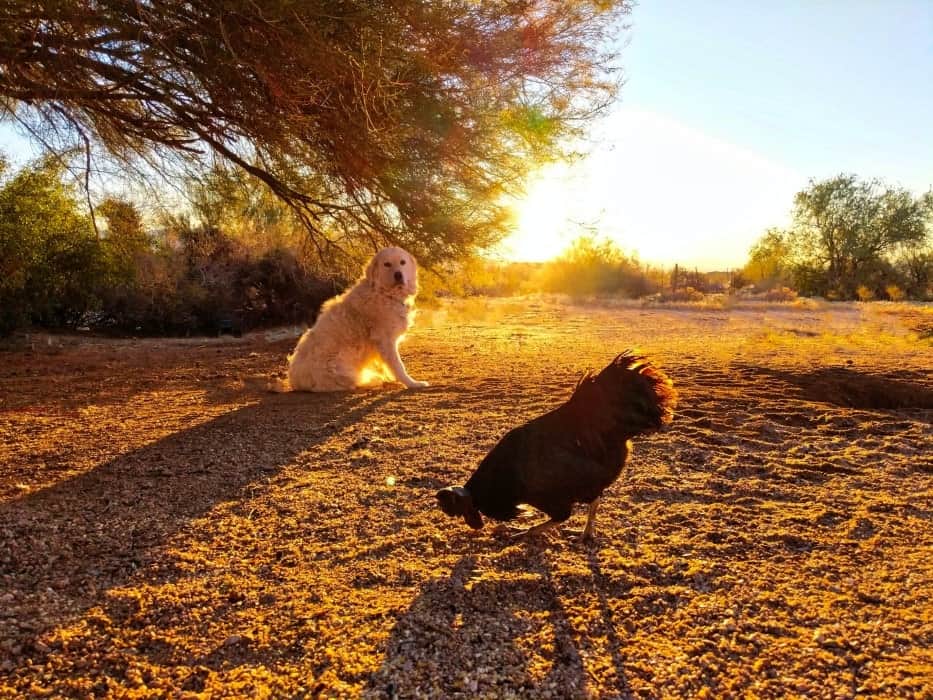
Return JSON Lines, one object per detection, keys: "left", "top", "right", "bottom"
{"left": 2, "top": 2, "right": 931, "bottom": 270}
{"left": 503, "top": 0, "right": 933, "bottom": 269}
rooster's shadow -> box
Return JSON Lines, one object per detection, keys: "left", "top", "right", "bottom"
{"left": 367, "top": 547, "right": 632, "bottom": 699}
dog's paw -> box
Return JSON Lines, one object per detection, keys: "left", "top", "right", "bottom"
{"left": 406, "top": 380, "right": 430, "bottom": 389}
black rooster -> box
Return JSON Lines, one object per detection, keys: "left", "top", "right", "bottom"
{"left": 436, "top": 351, "right": 677, "bottom": 540}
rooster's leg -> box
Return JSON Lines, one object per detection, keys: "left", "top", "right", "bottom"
{"left": 582, "top": 498, "right": 600, "bottom": 541}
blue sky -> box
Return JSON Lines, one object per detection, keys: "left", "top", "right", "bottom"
{"left": 0, "top": 123, "right": 35, "bottom": 165}
{"left": 625, "top": 0, "right": 932, "bottom": 188}
{"left": 505, "top": 0, "right": 933, "bottom": 268}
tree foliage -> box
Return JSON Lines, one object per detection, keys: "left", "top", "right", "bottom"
{"left": 743, "top": 227, "right": 792, "bottom": 289}
{"left": 98, "top": 195, "right": 152, "bottom": 283}
{"left": 789, "top": 175, "right": 930, "bottom": 298}
{"left": 892, "top": 190, "right": 933, "bottom": 298}
{"left": 0, "top": 156, "right": 103, "bottom": 333}
{"left": 743, "top": 175, "right": 932, "bottom": 300}
{"left": 0, "top": 1, "right": 631, "bottom": 263}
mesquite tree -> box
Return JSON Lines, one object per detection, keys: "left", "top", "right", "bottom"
{"left": 0, "top": 1, "right": 631, "bottom": 263}
{"left": 790, "top": 175, "right": 930, "bottom": 298}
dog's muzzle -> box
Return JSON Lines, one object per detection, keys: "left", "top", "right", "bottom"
{"left": 394, "top": 271, "right": 403, "bottom": 284}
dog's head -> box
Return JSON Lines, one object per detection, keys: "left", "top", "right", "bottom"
{"left": 365, "top": 247, "right": 418, "bottom": 298}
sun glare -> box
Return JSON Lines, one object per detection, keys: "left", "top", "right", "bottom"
{"left": 358, "top": 362, "right": 391, "bottom": 387}
{"left": 498, "top": 108, "right": 800, "bottom": 269}
{"left": 501, "top": 175, "right": 580, "bottom": 263}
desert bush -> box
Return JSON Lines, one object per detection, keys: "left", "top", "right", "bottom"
{"left": 465, "top": 261, "right": 539, "bottom": 297}
{"left": 856, "top": 285, "right": 875, "bottom": 302}
{"left": 789, "top": 262, "right": 828, "bottom": 298}
{"left": 535, "top": 235, "right": 654, "bottom": 298}
{"left": 95, "top": 248, "right": 194, "bottom": 334}
{"left": 0, "top": 156, "right": 342, "bottom": 337}
{"left": 95, "top": 218, "right": 343, "bottom": 335}
{"left": 729, "top": 270, "right": 752, "bottom": 291}
{"left": 658, "top": 286, "right": 705, "bottom": 303}
{"left": 233, "top": 247, "right": 343, "bottom": 329}
{"left": 670, "top": 265, "right": 719, "bottom": 294}
{"left": 0, "top": 157, "right": 107, "bottom": 335}
{"left": 893, "top": 245, "right": 932, "bottom": 300}
{"left": 885, "top": 284, "right": 905, "bottom": 302}
{"left": 419, "top": 257, "right": 538, "bottom": 299}
{"left": 763, "top": 286, "right": 798, "bottom": 302}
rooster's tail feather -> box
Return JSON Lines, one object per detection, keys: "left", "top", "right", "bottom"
{"left": 566, "top": 350, "right": 677, "bottom": 441}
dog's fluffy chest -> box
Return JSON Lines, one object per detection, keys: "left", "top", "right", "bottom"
{"left": 365, "top": 295, "right": 411, "bottom": 335}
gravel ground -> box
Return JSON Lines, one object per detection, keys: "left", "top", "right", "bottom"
{"left": 1, "top": 298, "right": 931, "bottom": 699}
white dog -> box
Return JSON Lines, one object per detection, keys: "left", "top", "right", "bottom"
{"left": 286, "top": 246, "right": 428, "bottom": 391}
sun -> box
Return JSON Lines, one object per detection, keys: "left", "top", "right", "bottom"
{"left": 499, "top": 170, "right": 579, "bottom": 262}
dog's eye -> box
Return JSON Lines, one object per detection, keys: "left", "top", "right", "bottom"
{"left": 400, "top": 260, "right": 406, "bottom": 266}
{"left": 383, "top": 262, "right": 391, "bottom": 268}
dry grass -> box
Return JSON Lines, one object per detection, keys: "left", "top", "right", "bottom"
{"left": 1, "top": 299, "right": 931, "bottom": 698}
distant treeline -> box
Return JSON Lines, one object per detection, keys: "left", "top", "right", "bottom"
{"left": 2, "top": 157, "right": 930, "bottom": 338}
{"left": 447, "top": 174, "right": 932, "bottom": 303}
{"left": 0, "top": 157, "right": 343, "bottom": 337}
{"left": 424, "top": 252, "right": 790, "bottom": 302}
{"left": 740, "top": 175, "right": 931, "bottom": 301}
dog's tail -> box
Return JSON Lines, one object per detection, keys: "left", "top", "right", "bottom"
{"left": 243, "top": 375, "right": 290, "bottom": 393}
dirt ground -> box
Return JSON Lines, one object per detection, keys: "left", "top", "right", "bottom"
{"left": 1, "top": 298, "right": 931, "bottom": 699}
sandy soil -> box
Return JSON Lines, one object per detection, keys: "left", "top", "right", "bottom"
{"left": 1, "top": 298, "right": 931, "bottom": 699}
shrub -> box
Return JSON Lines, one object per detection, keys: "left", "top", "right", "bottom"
{"left": 856, "top": 285, "right": 875, "bottom": 302}
{"left": 0, "top": 157, "right": 106, "bottom": 335}
{"left": 232, "top": 247, "right": 343, "bottom": 329}
{"left": 536, "top": 235, "right": 654, "bottom": 298}
{"left": 94, "top": 222, "right": 343, "bottom": 335}
{"left": 885, "top": 284, "right": 905, "bottom": 302}
{"left": 658, "top": 286, "right": 705, "bottom": 303}
{"left": 0, "top": 160, "right": 346, "bottom": 337}
{"left": 95, "top": 247, "right": 195, "bottom": 334}
{"left": 763, "top": 286, "right": 798, "bottom": 302}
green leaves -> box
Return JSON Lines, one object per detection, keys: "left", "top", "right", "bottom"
{"left": 747, "top": 175, "right": 931, "bottom": 300}
{"left": 0, "top": 157, "right": 103, "bottom": 332}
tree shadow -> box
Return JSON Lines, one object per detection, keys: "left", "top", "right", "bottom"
{"left": 0, "top": 388, "right": 401, "bottom": 664}
{"left": 366, "top": 546, "right": 633, "bottom": 699}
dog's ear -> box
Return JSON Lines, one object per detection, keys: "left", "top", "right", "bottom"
{"left": 364, "top": 252, "right": 380, "bottom": 288}
{"left": 407, "top": 252, "right": 419, "bottom": 294}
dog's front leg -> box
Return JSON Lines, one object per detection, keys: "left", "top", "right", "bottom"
{"left": 377, "top": 340, "right": 428, "bottom": 389}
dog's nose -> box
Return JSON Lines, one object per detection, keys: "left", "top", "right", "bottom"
{"left": 394, "top": 270, "right": 403, "bottom": 283}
